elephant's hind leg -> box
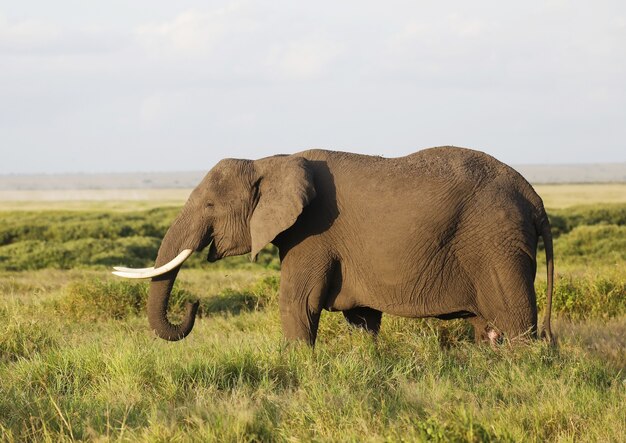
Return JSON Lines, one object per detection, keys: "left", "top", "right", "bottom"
{"left": 475, "top": 258, "right": 538, "bottom": 341}
{"left": 343, "top": 307, "right": 382, "bottom": 334}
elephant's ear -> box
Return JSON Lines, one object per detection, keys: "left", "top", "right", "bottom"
{"left": 250, "top": 156, "right": 316, "bottom": 260}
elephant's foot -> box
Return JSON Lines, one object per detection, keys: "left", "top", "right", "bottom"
{"left": 469, "top": 316, "right": 502, "bottom": 345}
{"left": 486, "top": 328, "right": 502, "bottom": 346}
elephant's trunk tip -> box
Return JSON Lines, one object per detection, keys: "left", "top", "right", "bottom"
{"left": 151, "top": 299, "right": 200, "bottom": 342}
{"left": 187, "top": 300, "right": 200, "bottom": 318}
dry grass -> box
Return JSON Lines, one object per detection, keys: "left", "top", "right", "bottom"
{"left": 554, "top": 316, "right": 626, "bottom": 370}
{"left": 0, "top": 189, "right": 191, "bottom": 211}
{"left": 1, "top": 183, "right": 625, "bottom": 211}
{"left": 534, "top": 183, "right": 626, "bottom": 208}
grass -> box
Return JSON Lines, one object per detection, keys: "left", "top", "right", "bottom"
{"left": 0, "top": 186, "right": 624, "bottom": 441}
{"left": 0, "top": 274, "right": 624, "bottom": 441}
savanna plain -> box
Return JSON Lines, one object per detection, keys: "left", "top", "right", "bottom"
{"left": 0, "top": 184, "right": 625, "bottom": 442}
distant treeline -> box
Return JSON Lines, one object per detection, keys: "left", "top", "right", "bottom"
{"left": 0, "top": 204, "right": 624, "bottom": 271}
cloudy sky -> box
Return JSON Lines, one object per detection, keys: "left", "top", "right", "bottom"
{"left": 1, "top": 1, "right": 625, "bottom": 173}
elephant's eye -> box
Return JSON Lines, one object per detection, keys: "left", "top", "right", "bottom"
{"left": 205, "top": 202, "right": 214, "bottom": 208}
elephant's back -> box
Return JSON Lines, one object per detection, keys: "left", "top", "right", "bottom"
{"left": 412, "top": 147, "right": 546, "bottom": 224}
{"left": 297, "top": 146, "right": 545, "bottom": 218}
{"left": 299, "top": 146, "right": 521, "bottom": 185}
{"left": 394, "top": 146, "right": 544, "bottom": 218}
{"left": 401, "top": 146, "right": 515, "bottom": 185}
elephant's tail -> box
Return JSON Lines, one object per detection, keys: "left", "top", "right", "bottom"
{"left": 539, "top": 215, "right": 554, "bottom": 343}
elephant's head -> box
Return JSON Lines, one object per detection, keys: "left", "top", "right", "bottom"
{"left": 113, "top": 155, "right": 316, "bottom": 341}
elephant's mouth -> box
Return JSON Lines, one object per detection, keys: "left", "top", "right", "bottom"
{"left": 207, "top": 241, "right": 221, "bottom": 262}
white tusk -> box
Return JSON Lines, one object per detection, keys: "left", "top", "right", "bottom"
{"left": 113, "top": 266, "right": 155, "bottom": 272}
{"left": 112, "top": 249, "right": 193, "bottom": 279}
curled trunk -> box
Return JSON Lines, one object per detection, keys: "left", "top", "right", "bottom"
{"left": 147, "top": 269, "right": 199, "bottom": 341}
{"left": 146, "top": 215, "right": 199, "bottom": 341}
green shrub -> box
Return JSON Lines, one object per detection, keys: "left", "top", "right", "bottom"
{"left": 54, "top": 279, "right": 191, "bottom": 321}
{"left": 536, "top": 273, "right": 626, "bottom": 319}
{"left": 0, "top": 208, "right": 281, "bottom": 271}
{"left": 554, "top": 224, "right": 626, "bottom": 263}
{"left": 53, "top": 276, "right": 280, "bottom": 322}
{"left": 548, "top": 203, "right": 626, "bottom": 237}
{"left": 0, "top": 209, "right": 178, "bottom": 245}
{"left": 0, "top": 237, "right": 161, "bottom": 271}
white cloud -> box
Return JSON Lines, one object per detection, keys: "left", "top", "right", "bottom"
{"left": 0, "top": 13, "right": 57, "bottom": 52}
{"left": 0, "top": 13, "right": 125, "bottom": 55}
{"left": 390, "top": 13, "right": 488, "bottom": 45}
{"left": 382, "top": 14, "right": 502, "bottom": 88}
{"left": 266, "top": 37, "right": 343, "bottom": 80}
{"left": 134, "top": 5, "right": 257, "bottom": 58}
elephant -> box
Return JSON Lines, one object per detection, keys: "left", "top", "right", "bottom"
{"left": 113, "top": 146, "right": 554, "bottom": 345}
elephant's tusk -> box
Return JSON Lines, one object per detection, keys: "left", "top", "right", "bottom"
{"left": 112, "top": 249, "right": 193, "bottom": 279}
{"left": 113, "top": 266, "right": 155, "bottom": 272}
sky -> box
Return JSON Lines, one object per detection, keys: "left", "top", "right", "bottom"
{"left": 1, "top": 1, "right": 625, "bottom": 174}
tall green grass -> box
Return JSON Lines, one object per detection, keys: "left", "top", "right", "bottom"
{"left": 0, "top": 304, "right": 58, "bottom": 363}
{"left": 1, "top": 299, "right": 624, "bottom": 441}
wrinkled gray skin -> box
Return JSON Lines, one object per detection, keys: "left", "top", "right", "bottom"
{"left": 148, "top": 147, "right": 554, "bottom": 345}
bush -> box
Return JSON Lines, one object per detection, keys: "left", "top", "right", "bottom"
{"left": 554, "top": 225, "right": 626, "bottom": 264}
{"left": 536, "top": 273, "right": 626, "bottom": 319}
{"left": 0, "top": 208, "right": 281, "bottom": 271}
{"left": 0, "top": 209, "right": 178, "bottom": 245}
{"left": 53, "top": 276, "right": 280, "bottom": 322}
{"left": 55, "top": 279, "right": 191, "bottom": 321}
{"left": 548, "top": 204, "right": 626, "bottom": 237}
{"left": 0, "top": 237, "right": 161, "bottom": 271}
{"left": 255, "top": 245, "right": 281, "bottom": 270}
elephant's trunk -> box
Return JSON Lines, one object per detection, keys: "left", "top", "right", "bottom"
{"left": 147, "top": 269, "right": 199, "bottom": 341}
{"left": 146, "top": 215, "right": 200, "bottom": 341}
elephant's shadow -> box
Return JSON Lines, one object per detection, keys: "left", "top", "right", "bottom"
{"left": 275, "top": 159, "right": 340, "bottom": 249}
{"left": 197, "top": 288, "right": 266, "bottom": 316}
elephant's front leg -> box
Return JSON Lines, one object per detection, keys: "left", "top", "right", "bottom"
{"left": 278, "top": 254, "right": 333, "bottom": 346}
{"left": 343, "top": 307, "right": 382, "bottom": 334}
